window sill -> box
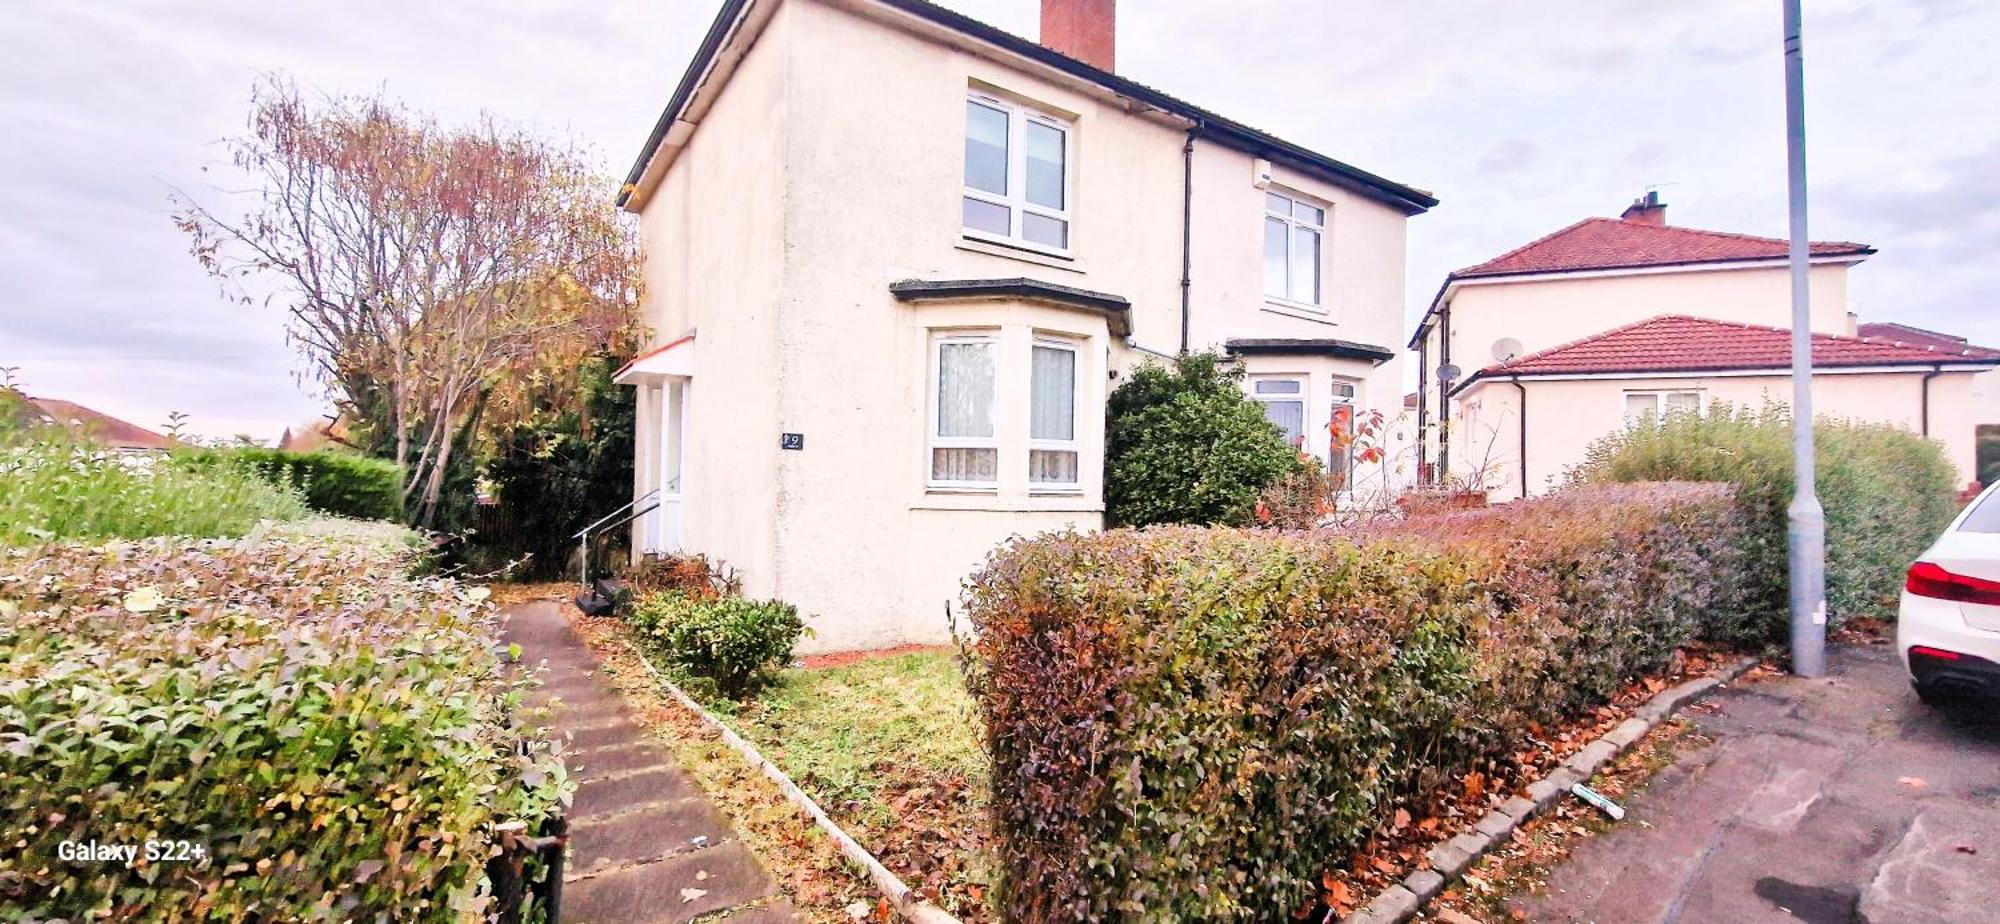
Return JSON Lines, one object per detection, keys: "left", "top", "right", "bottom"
{"left": 1260, "top": 299, "right": 1336, "bottom": 325}
{"left": 956, "top": 237, "right": 1084, "bottom": 274}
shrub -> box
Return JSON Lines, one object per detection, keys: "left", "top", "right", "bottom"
{"left": 176, "top": 445, "right": 404, "bottom": 521}
{"left": 628, "top": 591, "right": 808, "bottom": 697}
{"left": 962, "top": 484, "right": 1740, "bottom": 921}
{"left": 1571, "top": 404, "right": 1957, "bottom": 639}
{"left": 481, "top": 353, "right": 635, "bottom": 579}
{"left": 0, "top": 533, "right": 565, "bottom": 920}
{"left": 1252, "top": 453, "right": 1337, "bottom": 529}
{"left": 1978, "top": 424, "right": 1998, "bottom": 487}
{"left": 620, "top": 551, "right": 742, "bottom": 599}
{"left": 0, "top": 430, "right": 307, "bottom": 544}
{"left": 1105, "top": 352, "right": 1305, "bottom": 527}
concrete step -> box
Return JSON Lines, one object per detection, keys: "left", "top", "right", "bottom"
{"left": 562, "top": 840, "right": 776, "bottom": 924}
{"left": 573, "top": 766, "right": 702, "bottom": 818}
{"left": 566, "top": 798, "right": 734, "bottom": 874}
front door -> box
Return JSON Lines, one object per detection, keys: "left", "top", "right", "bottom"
{"left": 650, "top": 380, "right": 687, "bottom": 553}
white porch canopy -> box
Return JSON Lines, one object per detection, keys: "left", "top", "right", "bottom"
{"left": 613, "top": 334, "right": 696, "bottom": 384}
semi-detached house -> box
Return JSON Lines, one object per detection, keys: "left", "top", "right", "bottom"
{"left": 611, "top": 0, "right": 1434, "bottom": 651}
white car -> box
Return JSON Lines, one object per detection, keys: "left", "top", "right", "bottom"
{"left": 1899, "top": 479, "right": 2000, "bottom": 704}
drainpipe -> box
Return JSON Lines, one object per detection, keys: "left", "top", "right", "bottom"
{"left": 1437, "top": 306, "right": 1453, "bottom": 483}
{"left": 1920, "top": 365, "right": 1942, "bottom": 437}
{"left": 1510, "top": 376, "right": 1528, "bottom": 500}
{"left": 1416, "top": 337, "right": 1430, "bottom": 484}
{"left": 1179, "top": 123, "right": 1199, "bottom": 355}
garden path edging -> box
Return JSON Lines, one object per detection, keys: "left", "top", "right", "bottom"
{"left": 1345, "top": 656, "right": 1761, "bottom": 924}
{"left": 618, "top": 635, "right": 964, "bottom": 924}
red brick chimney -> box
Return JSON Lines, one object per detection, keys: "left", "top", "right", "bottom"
{"left": 1042, "top": 0, "right": 1115, "bottom": 72}
{"left": 1621, "top": 190, "right": 1667, "bottom": 226}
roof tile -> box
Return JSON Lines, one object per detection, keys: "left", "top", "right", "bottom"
{"left": 1474, "top": 315, "right": 2000, "bottom": 381}
{"left": 1457, "top": 217, "right": 1872, "bottom": 278}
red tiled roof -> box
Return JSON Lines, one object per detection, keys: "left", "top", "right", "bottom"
{"left": 1467, "top": 315, "right": 2000, "bottom": 385}
{"left": 1855, "top": 322, "right": 2000, "bottom": 358}
{"left": 21, "top": 395, "right": 175, "bottom": 450}
{"left": 1455, "top": 217, "right": 1873, "bottom": 279}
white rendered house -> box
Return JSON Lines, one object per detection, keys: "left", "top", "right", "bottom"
{"left": 612, "top": 0, "right": 1434, "bottom": 651}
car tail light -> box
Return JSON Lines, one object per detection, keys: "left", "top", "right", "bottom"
{"left": 1908, "top": 645, "right": 1962, "bottom": 661}
{"left": 1905, "top": 561, "right": 2000, "bottom": 606}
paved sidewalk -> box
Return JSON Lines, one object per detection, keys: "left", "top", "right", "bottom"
{"left": 1518, "top": 643, "right": 2000, "bottom": 924}
{"left": 502, "top": 601, "right": 796, "bottom": 924}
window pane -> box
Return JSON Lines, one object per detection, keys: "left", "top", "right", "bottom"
{"left": 965, "top": 101, "right": 1009, "bottom": 195}
{"left": 1264, "top": 217, "right": 1288, "bottom": 298}
{"left": 1254, "top": 379, "right": 1302, "bottom": 395}
{"left": 1665, "top": 392, "right": 1701, "bottom": 415}
{"left": 1031, "top": 345, "right": 1076, "bottom": 440}
{"left": 1329, "top": 404, "right": 1355, "bottom": 484}
{"left": 1265, "top": 192, "right": 1291, "bottom": 216}
{"left": 1289, "top": 226, "right": 1320, "bottom": 304}
{"left": 1030, "top": 449, "right": 1079, "bottom": 484}
{"left": 1263, "top": 399, "right": 1305, "bottom": 447}
{"left": 1022, "top": 212, "right": 1068, "bottom": 248}
{"left": 937, "top": 341, "right": 995, "bottom": 438}
{"left": 1295, "top": 203, "right": 1325, "bottom": 226}
{"left": 932, "top": 448, "right": 998, "bottom": 483}
{"left": 963, "top": 197, "right": 1010, "bottom": 236}
{"left": 1026, "top": 121, "right": 1065, "bottom": 209}
{"left": 1624, "top": 393, "right": 1659, "bottom": 421}
{"left": 1331, "top": 381, "right": 1356, "bottom": 400}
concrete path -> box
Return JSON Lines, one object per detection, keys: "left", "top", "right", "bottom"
{"left": 1518, "top": 643, "right": 2000, "bottom": 924}
{"left": 502, "top": 601, "right": 797, "bottom": 924}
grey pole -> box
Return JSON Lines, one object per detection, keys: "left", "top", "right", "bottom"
{"left": 1783, "top": 0, "right": 1827, "bottom": 677}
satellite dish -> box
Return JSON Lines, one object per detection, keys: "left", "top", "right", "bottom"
{"left": 1436, "top": 363, "right": 1461, "bottom": 383}
{"left": 1492, "top": 337, "right": 1524, "bottom": 363}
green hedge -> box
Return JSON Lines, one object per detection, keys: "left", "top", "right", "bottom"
{"left": 1571, "top": 404, "right": 1957, "bottom": 639}
{"left": 962, "top": 483, "right": 1742, "bottom": 921}
{"left": 0, "top": 533, "right": 565, "bottom": 920}
{"left": 0, "top": 432, "right": 308, "bottom": 545}
{"left": 627, "top": 590, "right": 807, "bottom": 697}
{"left": 177, "top": 446, "right": 404, "bottom": 521}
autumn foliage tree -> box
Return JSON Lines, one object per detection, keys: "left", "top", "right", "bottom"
{"left": 176, "top": 77, "right": 641, "bottom": 526}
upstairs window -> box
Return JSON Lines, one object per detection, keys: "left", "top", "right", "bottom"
{"left": 1029, "top": 338, "right": 1080, "bottom": 487}
{"left": 1624, "top": 389, "right": 1701, "bottom": 422}
{"left": 931, "top": 334, "right": 999, "bottom": 485}
{"left": 964, "top": 94, "right": 1071, "bottom": 253}
{"left": 1263, "top": 191, "right": 1324, "bottom": 306}
{"left": 1251, "top": 376, "right": 1307, "bottom": 448}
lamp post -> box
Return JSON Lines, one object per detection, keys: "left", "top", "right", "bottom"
{"left": 1783, "top": 0, "right": 1827, "bottom": 678}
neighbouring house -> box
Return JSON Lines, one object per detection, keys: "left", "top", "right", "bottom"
{"left": 1447, "top": 315, "right": 2000, "bottom": 499}
{"left": 1858, "top": 322, "right": 2000, "bottom": 427}
{"left": 1411, "top": 193, "right": 1998, "bottom": 498}
{"left": 610, "top": 0, "right": 1434, "bottom": 650}
{"left": 3, "top": 390, "right": 174, "bottom": 452}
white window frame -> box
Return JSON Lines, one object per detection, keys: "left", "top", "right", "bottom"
{"left": 1623, "top": 388, "right": 1703, "bottom": 422}
{"left": 962, "top": 92, "right": 1073, "bottom": 257}
{"left": 1250, "top": 374, "right": 1309, "bottom": 450}
{"left": 1328, "top": 378, "right": 1359, "bottom": 488}
{"left": 1263, "top": 189, "right": 1327, "bottom": 310}
{"left": 928, "top": 331, "right": 1001, "bottom": 490}
{"left": 1028, "top": 335, "right": 1083, "bottom": 492}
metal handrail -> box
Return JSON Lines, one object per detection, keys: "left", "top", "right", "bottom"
{"left": 570, "top": 489, "right": 661, "bottom": 541}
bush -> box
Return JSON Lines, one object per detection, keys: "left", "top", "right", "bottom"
{"left": 620, "top": 551, "right": 742, "bottom": 599}
{"left": 0, "top": 532, "right": 565, "bottom": 920}
{"left": 0, "top": 430, "right": 307, "bottom": 544}
{"left": 1105, "top": 352, "right": 1305, "bottom": 527}
{"left": 176, "top": 445, "right": 404, "bottom": 521}
{"left": 962, "top": 484, "right": 1740, "bottom": 921}
{"left": 1978, "top": 424, "right": 1998, "bottom": 487}
{"left": 1571, "top": 404, "right": 1957, "bottom": 639}
{"left": 481, "top": 353, "right": 635, "bottom": 579}
{"left": 628, "top": 591, "right": 808, "bottom": 697}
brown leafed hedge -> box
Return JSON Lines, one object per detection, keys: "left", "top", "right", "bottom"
{"left": 962, "top": 483, "right": 1744, "bottom": 922}
{"left": 0, "top": 531, "right": 566, "bottom": 920}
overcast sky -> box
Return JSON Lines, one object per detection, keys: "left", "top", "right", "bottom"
{"left": 4, "top": 0, "right": 1994, "bottom": 440}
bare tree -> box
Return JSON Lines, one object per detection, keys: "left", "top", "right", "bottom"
{"left": 176, "top": 77, "right": 641, "bottom": 526}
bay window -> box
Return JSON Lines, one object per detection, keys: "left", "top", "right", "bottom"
{"left": 1251, "top": 376, "right": 1307, "bottom": 449}
{"left": 931, "top": 334, "right": 999, "bottom": 485}
{"left": 1263, "top": 191, "right": 1324, "bottom": 307}
{"left": 1029, "top": 338, "right": 1080, "bottom": 487}
{"left": 963, "top": 94, "right": 1071, "bottom": 253}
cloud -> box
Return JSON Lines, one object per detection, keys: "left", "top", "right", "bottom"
{"left": 1476, "top": 140, "right": 1541, "bottom": 177}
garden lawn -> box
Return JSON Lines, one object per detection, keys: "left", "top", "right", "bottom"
{"left": 708, "top": 650, "right": 996, "bottom": 919}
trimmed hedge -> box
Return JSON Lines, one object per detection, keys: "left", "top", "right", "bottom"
{"left": 627, "top": 590, "right": 807, "bottom": 697}
{"left": 177, "top": 446, "right": 404, "bottom": 521}
{"left": 1571, "top": 404, "right": 1957, "bottom": 639}
{"left": 0, "top": 532, "right": 564, "bottom": 920}
{"left": 962, "top": 483, "right": 1742, "bottom": 921}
